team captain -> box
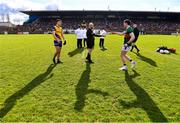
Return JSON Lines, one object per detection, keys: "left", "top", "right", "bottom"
{"left": 52, "top": 19, "right": 67, "bottom": 64}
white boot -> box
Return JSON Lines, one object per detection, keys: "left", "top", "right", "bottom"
{"left": 119, "top": 66, "right": 128, "bottom": 71}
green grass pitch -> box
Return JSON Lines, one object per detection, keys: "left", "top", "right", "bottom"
{"left": 0, "top": 34, "right": 180, "bottom": 122}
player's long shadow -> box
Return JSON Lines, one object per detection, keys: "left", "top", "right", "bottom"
{"left": 68, "top": 48, "right": 84, "bottom": 57}
{"left": 0, "top": 64, "right": 56, "bottom": 118}
{"left": 135, "top": 52, "right": 157, "bottom": 67}
{"left": 74, "top": 62, "right": 109, "bottom": 111}
{"left": 119, "top": 70, "right": 168, "bottom": 122}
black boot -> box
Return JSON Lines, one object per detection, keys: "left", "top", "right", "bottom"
{"left": 88, "top": 54, "right": 94, "bottom": 63}
{"left": 57, "top": 59, "right": 63, "bottom": 64}
{"left": 89, "top": 59, "right": 94, "bottom": 63}
{"left": 86, "top": 53, "right": 90, "bottom": 60}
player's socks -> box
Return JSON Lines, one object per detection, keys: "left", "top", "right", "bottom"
{"left": 130, "top": 46, "right": 134, "bottom": 52}
{"left": 89, "top": 56, "right": 94, "bottom": 63}
{"left": 53, "top": 57, "right": 56, "bottom": 64}
{"left": 57, "top": 59, "right": 60, "bottom": 63}
{"left": 89, "top": 60, "right": 94, "bottom": 63}
{"left": 134, "top": 45, "right": 140, "bottom": 53}
{"left": 57, "top": 59, "right": 63, "bottom": 64}
{"left": 86, "top": 55, "right": 89, "bottom": 60}
{"left": 88, "top": 54, "right": 94, "bottom": 63}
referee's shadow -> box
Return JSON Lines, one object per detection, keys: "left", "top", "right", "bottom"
{"left": 68, "top": 48, "right": 84, "bottom": 57}
{"left": 74, "top": 62, "right": 109, "bottom": 111}
{"left": 0, "top": 64, "right": 56, "bottom": 118}
{"left": 119, "top": 70, "right": 168, "bottom": 122}
{"left": 133, "top": 52, "right": 157, "bottom": 67}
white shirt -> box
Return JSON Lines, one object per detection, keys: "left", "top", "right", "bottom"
{"left": 82, "top": 28, "right": 87, "bottom": 39}
{"left": 100, "top": 30, "right": 107, "bottom": 39}
{"left": 75, "top": 28, "right": 83, "bottom": 39}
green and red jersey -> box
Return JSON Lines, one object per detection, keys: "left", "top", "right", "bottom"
{"left": 124, "top": 26, "right": 133, "bottom": 44}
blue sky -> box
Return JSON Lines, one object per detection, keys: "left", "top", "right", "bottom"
{"left": 0, "top": 0, "right": 180, "bottom": 24}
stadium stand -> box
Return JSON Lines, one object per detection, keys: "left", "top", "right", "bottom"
{"left": 1, "top": 10, "right": 180, "bottom": 34}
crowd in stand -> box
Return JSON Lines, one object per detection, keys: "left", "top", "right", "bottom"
{"left": 0, "top": 18, "right": 180, "bottom": 34}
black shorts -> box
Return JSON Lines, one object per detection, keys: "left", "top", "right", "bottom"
{"left": 87, "top": 41, "right": 94, "bottom": 49}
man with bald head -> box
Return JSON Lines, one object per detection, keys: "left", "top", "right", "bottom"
{"left": 86, "top": 22, "right": 101, "bottom": 63}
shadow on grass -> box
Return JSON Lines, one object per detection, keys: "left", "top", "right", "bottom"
{"left": 0, "top": 64, "right": 56, "bottom": 118}
{"left": 74, "top": 62, "right": 109, "bottom": 111}
{"left": 172, "top": 52, "right": 178, "bottom": 55}
{"left": 68, "top": 48, "right": 84, "bottom": 57}
{"left": 119, "top": 70, "right": 168, "bottom": 122}
{"left": 134, "top": 52, "right": 157, "bottom": 67}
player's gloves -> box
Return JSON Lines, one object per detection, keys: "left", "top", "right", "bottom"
{"left": 63, "top": 40, "right": 66, "bottom": 45}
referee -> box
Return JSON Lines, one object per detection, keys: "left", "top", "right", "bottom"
{"left": 86, "top": 22, "right": 101, "bottom": 63}
{"left": 131, "top": 24, "right": 140, "bottom": 53}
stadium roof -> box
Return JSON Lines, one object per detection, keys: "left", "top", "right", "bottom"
{"left": 21, "top": 10, "right": 180, "bottom": 20}
{"left": 21, "top": 10, "right": 180, "bottom": 15}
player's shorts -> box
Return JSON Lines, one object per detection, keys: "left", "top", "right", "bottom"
{"left": 121, "top": 45, "right": 131, "bottom": 51}
{"left": 87, "top": 41, "right": 94, "bottom": 49}
{"left": 54, "top": 40, "right": 62, "bottom": 47}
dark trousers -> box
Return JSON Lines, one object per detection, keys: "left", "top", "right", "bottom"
{"left": 77, "top": 39, "right": 82, "bottom": 48}
{"left": 99, "top": 38, "right": 104, "bottom": 47}
{"left": 83, "top": 38, "right": 87, "bottom": 47}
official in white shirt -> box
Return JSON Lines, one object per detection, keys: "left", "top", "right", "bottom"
{"left": 82, "top": 27, "right": 87, "bottom": 47}
{"left": 75, "top": 26, "right": 83, "bottom": 48}
{"left": 99, "top": 29, "right": 107, "bottom": 49}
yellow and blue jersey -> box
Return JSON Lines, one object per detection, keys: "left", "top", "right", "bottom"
{"left": 52, "top": 25, "right": 63, "bottom": 41}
